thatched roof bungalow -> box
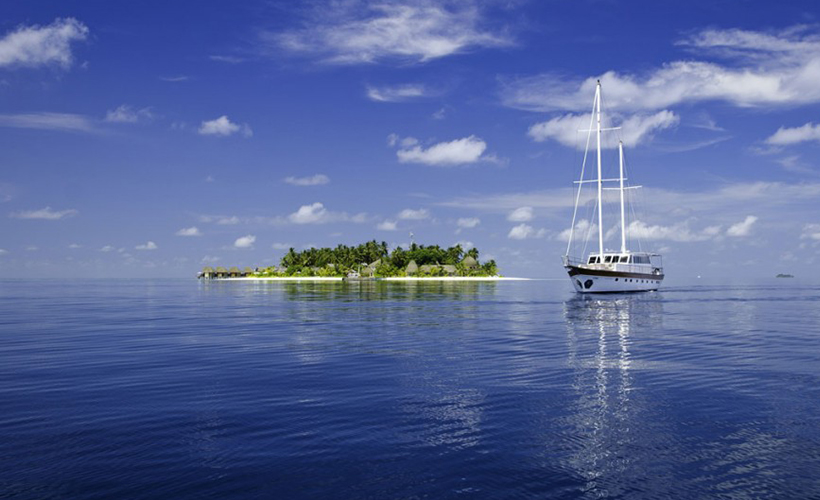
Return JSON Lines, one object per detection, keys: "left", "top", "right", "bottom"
{"left": 406, "top": 260, "right": 418, "bottom": 275}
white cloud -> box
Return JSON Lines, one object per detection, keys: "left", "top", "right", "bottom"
{"left": 726, "top": 215, "right": 758, "bottom": 237}
{"left": 272, "top": 242, "right": 292, "bottom": 250}
{"left": 271, "top": 2, "right": 511, "bottom": 65}
{"left": 501, "top": 26, "right": 820, "bottom": 112}
{"left": 508, "top": 223, "right": 545, "bottom": 240}
{"left": 766, "top": 122, "right": 820, "bottom": 146}
{"left": 367, "top": 84, "right": 429, "bottom": 102}
{"left": 377, "top": 220, "right": 398, "bottom": 231}
{"left": 159, "top": 75, "right": 189, "bottom": 82}
{"left": 432, "top": 107, "right": 447, "bottom": 120}
{"left": 68, "top": 243, "right": 82, "bottom": 249}
{"left": 284, "top": 174, "right": 330, "bottom": 186}
{"left": 289, "top": 202, "right": 328, "bottom": 224}
{"left": 100, "top": 245, "right": 115, "bottom": 252}
{"left": 801, "top": 224, "right": 820, "bottom": 241}
{"left": 0, "top": 112, "right": 96, "bottom": 133}
{"left": 199, "top": 215, "right": 241, "bottom": 225}
{"left": 210, "top": 55, "right": 244, "bottom": 64}
{"left": 176, "top": 227, "right": 202, "bottom": 237}
{"left": 557, "top": 219, "right": 597, "bottom": 242}
{"left": 234, "top": 235, "right": 256, "bottom": 248}
{"left": 0, "top": 248, "right": 7, "bottom": 255}
{"left": 398, "top": 208, "right": 430, "bottom": 220}
{"left": 397, "top": 135, "right": 488, "bottom": 166}
{"left": 507, "top": 207, "right": 533, "bottom": 222}
{"left": 457, "top": 217, "right": 480, "bottom": 228}
{"left": 105, "top": 105, "right": 153, "bottom": 123}
{"left": 198, "top": 115, "right": 253, "bottom": 137}
{"left": 528, "top": 110, "right": 679, "bottom": 149}
{"left": 201, "top": 255, "right": 220, "bottom": 264}
{"left": 10, "top": 206, "right": 78, "bottom": 220}
{"left": 0, "top": 18, "right": 88, "bottom": 69}
{"left": 135, "top": 241, "right": 158, "bottom": 250}
{"left": 625, "top": 220, "right": 718, "bottom": 242}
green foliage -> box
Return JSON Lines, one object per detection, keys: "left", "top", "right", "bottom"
{"left": 263, "top": 240, "right": 499, "bottom": 277}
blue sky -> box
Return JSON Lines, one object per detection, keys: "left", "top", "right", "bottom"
{"left": 2, "top": 0, "right": 820, "bottom": 279}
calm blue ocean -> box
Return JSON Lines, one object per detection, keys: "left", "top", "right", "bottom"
{"left": 2, "top": 279, "right": 820, "bottom": 499}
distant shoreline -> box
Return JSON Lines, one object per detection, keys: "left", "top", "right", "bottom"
{"left": 219, "top": 276, "right": 530, "bottom": 282}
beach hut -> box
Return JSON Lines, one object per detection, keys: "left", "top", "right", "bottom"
{"left": 215, "top": 266, "right": 228, "bottom": 278}
{"left": 441, "top": 265, "right": 457, "bottom": 276}
{"left": 243, "top": 267, "right": 254, "bottom": 276}
{"left": 406, "top": 260, "right": 419, "bottom": 275}
{"left": 201, "top": 266, "right": 214, "bottom": 279}
{"left": 228, "top": 266, "right": 241, "bottom": 278}
{"left": 461, "top": 255, "right": 478, "bottom": 269}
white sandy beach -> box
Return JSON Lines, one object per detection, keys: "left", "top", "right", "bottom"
{"left": 220, "top": 276, "right": 529, "bottom": 282}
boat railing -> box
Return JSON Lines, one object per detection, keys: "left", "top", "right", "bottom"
{"left": 564, "top": 255, "right": 663, "bottom": 275}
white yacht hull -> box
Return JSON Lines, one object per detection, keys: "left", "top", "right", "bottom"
{"left": 566, "top": 265, "right": 663, "bottom": 293}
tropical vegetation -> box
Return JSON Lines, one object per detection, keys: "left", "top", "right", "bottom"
{"left": 251, "top": 241, "right": 499, "bottom": 277}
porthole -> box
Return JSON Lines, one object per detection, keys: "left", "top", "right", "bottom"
{"left": 584, "top": 279, "right": 594, "bottom": 289}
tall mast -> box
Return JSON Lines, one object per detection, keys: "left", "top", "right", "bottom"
{"left": 619, "top": 141, "right": 626, "bottom": 253}
{"left": 595, "top": 81, "right": 604, "bottom": 258}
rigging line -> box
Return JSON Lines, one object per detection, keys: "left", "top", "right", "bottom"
{"left": 566, "top": 89, "right": 598, "bottom": 256}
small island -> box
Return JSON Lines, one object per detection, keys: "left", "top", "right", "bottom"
{"left": 199, "top": 241, "right": 508, "bottom": 280}
{"left": 776, "top": 273, "right": 795, "bottom": 278}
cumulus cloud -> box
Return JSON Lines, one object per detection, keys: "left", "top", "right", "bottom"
{"left": 198, "top": 115, "right": 253, "bottom": 137}
{"left": 528, "top": 110, "right": 679, "bottom": 149}
{"left": 0, "top": 112, "right": 97, "bottom": 133}
{"left": 159, "top": 75, "right": 189, "bottom": 82}
{"left": 0, "top": 18, "right": 89, "bottom": 69}
{"left": 270, "top": 2, "right": 511, "bottom": 65}
{"left": 105, "top": 105, "right": 154, "bottom": 124}
{"left": 289, "top": 202, "right": 328, "bottom": 224}
{"left": 508, "top": 223, "right": 545, "bottom": 240}
{"left": 135, "top": 241, "right": 158, "bottom": 250}
{"left": 366, "top": 83, "right": 429, "bottom": 102}
{"left": 507, "top": 207, "right": 533, "bottom": 222}
{"left": 234, "top": 235, "right": 256, "bottom": 248}
{"left": 100, "top": 245, "right": 115, "bottom": 252}
{"left": 801, "top": 224, "right": 820, "bottom": 240}
{"left": 398, "top": 208, "right": 430, "bottom": 220}
{"left": 501, "top": 26, "right": 820, "bottom": 112}
{"left": 176, "top": 227, "right": 202, "bottom": 237}
{"left": 625, "top": 220, "right": 720, "bottom": 242}
{"left": 199, "top": 215, "right": 241, "bottom": 225}
{"left": 284, "top": 174, "right": 330, "bottom": 186}
{"left": 557, "top": 219, "right": 598, "bottom": 242}
{"left": 272, "top": 242, "right": 292, "bottom": 250}
{"left": 10, "top": 206, "right": 78, "bottom": 220}
{"left": 726, "top": 215, "right": 758, "bottom": 237}
{"left": 457, "top": 217, "right": 480, "bottom": 228}
{"left": 387, "top": 134, "right": 419, "bottom": 148}
{"left": 766, "top": 122, "right": 820, "bottom": 146}
{"left": 397, "top": 135, "right": 488, "bottom": 166}
{"left": 0, "top": 248, "right": 7, "bottom": 255}
{"left": 377, "top": 220, "right": 398, "bottom": 231}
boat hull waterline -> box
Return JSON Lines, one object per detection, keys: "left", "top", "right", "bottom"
{"left": 566, "top": 265, "right": 663, "bottom": 293}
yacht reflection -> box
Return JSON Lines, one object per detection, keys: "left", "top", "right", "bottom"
{"left": 562, "top": 294, "right": 664, "bottom": 496}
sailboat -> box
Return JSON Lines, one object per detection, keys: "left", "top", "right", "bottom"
{"left": 562, "top": 81, "right": 664, "bottom": 293}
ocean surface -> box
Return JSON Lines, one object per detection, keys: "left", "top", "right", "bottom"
{"left": 2, "top": 279, "right": 820, "bottom": 499}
